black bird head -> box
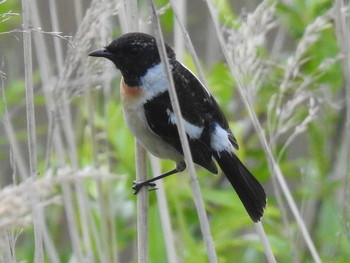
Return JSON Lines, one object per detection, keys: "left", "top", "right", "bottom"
{"left": 89, "top": 32, "right": 176, "bottom": 86}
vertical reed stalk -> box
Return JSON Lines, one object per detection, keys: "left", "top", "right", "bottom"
{"left": 123, "top": 0, "right": 150, "bottom": 262}
{"left": 147, "top": 0, "right": 218, "bottom": 262}
{"left": 99, "top": 22, "right": 120, "bottom": 263}
{"left": 334, "top": 0, "right": 350, "bottom": 208}
{"left": 172, "top": 0, "right": 186, "bottom": 61}
{"left": 22, "top": 0, "right": 37, "bottom": 178}
{"left": 60, "top": 181, "right": 84, "bottom": 261}
{"left": 150, "top": 156, "right": 178, "bottom": 263}
{"left": 135, "top": 143, "right": 149, "bottom": 263}
{"left": 0, "top": 100, "right": 28, "bottom": 181}
{"left": 255, "top": 222, "right": 276, "bottom": 263}
{"left": 0, "top": 231, "right": 15, "bottom": 263}
{"left": 204, "top": 0, "right": 321, "bottom": 262}
{"left": 169, "top": 0, "right": 209, "bottom": 88}
{"left": 21, "top": 1, "right": 44, "bottom": 262}
{"left": 0, "top": 71, "right": 19, "bottom": 263}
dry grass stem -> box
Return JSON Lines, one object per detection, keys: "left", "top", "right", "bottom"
{"left": 121, "top": 1, "right": 151, "bottom": 262}
{"left": 205, "top": 0, "right": 323, "bottom": 261}
{"left": 150, "top": 156, "right": 178, "bottom": 263}
{"left": 170, "top": 0, "right": 209, "bottom": 88}
{"left": 333, "top": 0, "right": 350, "bottom": 227}
{"left": 1, "top": 73, "right": 28, "bottom": 181}
{"left": 172, "top": 0, "right": 186, "bottom": 61}
{"left": 135, "top": 143, "right": 149, "bottom": 263}
{"left": 255, "top": 222, "right": 276, "bottom": 263}
{"left": 0, "top": 168, "right": 120, "bottom": 230}
{"left": 148, "top": 0, "right": 218, "bottom": 261}
{"left": 21, "top": 0, "right": 44, "bottom": 261}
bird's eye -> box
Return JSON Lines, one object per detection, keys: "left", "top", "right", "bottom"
{"left": 128, "top": 45, "right": 141, "bottom": 56}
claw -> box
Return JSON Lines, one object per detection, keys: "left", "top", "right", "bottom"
{"left": 132, "top": 180, "right": 156, "bottom": 195}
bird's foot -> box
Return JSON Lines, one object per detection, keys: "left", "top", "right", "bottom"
{"left": 132, "top": 180, "right": 157, "bottom": 195}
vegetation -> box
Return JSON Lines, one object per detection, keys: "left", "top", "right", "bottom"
{"left": 0, "top": 0, "right": 349, "bottom": 262}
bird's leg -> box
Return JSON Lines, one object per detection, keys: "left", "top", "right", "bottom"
{"left": 133, "top": 162, "right": 186, "bottom": 194}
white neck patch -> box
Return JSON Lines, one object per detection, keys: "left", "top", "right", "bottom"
{"left": 140, "top": 62, "right": 171, "bottom": 102}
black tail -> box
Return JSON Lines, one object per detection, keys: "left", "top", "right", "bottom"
{"left": 213, "top": 151, "right": 266, "bottom": 222}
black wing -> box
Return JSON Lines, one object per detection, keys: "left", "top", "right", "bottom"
{"left": 172, "top": 61, "right": 238, "bottom": 149}
{"left": 143, "top": 91, "right": 218, "bottom": 174}
{"left": 143, "top": 61, "right": 237, "bottom": 172}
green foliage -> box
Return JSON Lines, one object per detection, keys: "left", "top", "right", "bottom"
{"left": 153, "top": 0, "right": 174, "bottom": 32}
{"left": 0, "top": 79, "right": 25, "bottom": 117}
{"left": 213, "top": 0, "right": 238, "bottom": 28}
{"left": 207, "top": 62, "right": 234, "bottom": 112}
{"left": 277, "top": 0, "right": 332, "bottom": 38}
{"left": 0, "top": 0, "right": 21, "bottom": 32}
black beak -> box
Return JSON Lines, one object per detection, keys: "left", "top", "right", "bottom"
{"left": 89, "top": 49, "right": 114, "bottom": 58}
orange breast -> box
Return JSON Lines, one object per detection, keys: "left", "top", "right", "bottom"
{"left": 120, "top": 77, "right": 142, "bottom": 101}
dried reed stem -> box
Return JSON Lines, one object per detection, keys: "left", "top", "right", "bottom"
{"left": 21, "top": 1, "right": 44, "bottom": 262}
{"left": 0, "top": 73, "right": 20, "bottom": 262}
{"left": 29, "top": 13, "right": 66, "bottom": 261}
{"left": 135, "top": 143, "right": 149, "bottom": 263}
{"left": 0, "top": 231, "right": 16, "bottom": 262}
{"left": 169, "top": 0, "right": 209, "bottom": 88}
{"left": 97, "top": 21, "right": 120, "bottom": 263}
{"left": 74, "top": 0, "right": 83, "bottom": 26}
{"left": 205, "top": 0, "right": 321, "bottom": 262}
{"left": 173, "top": 0, "right": 186, "bottom": 61}
{"left": 255, "top": 222, "right": 276, "bottom": 263}
{"left": 22, "top": 1, "right": 37, "bottom": 178}
{"left": 333, "top": 0, "right": 350, "bottom": 210}
{"left": 0, "top": 91, "right": 27, "bottom": 181}
{"left": 60, "top": 182, "right": 84, "bottom": 261}
{"left": 147, "top": 0, "right": 218, "bottom": 262}
{"left": 48, "top": 0, "right": 64, "bottom": 69}
{"left": 31, "top": 0, "right": 66, "bottom": 169}
{"left": 150, "top": 156, "right": 178, "bottom": 263}
{"left": 122, "top": 1, "right": 151, "bottom": 262}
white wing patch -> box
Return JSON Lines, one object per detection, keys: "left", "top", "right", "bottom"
{"left": 210, "top": 123, "right": 233, "bottom": 153}
{"left": 166, "top": 109, "right": 203, "bottom": 139}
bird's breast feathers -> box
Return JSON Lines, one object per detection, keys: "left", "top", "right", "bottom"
{"left": 120, "top": 79, "right": 142, "bottom": 100}
{"left": 120, "top": 76, "right": 183, "bottom": 161}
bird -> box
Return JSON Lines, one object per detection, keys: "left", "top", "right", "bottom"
{"left": 89, "top": 32, "right": 266, "bottom": 222}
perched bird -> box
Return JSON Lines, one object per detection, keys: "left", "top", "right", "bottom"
{"left": 89, "top": 32, "right": 266, "bottom": 222}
